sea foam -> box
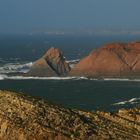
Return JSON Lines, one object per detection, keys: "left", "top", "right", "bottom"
{"left": 0, "top": 62, "right": 33, "bottom": 74}
{"left": 113, "top": 97, "right": 140, "bottom": 106}
{"left": 0, "top": 75, "right": 88, "bottom": 80}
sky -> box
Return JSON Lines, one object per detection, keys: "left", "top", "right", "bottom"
{"left": 0, "top": 0, "right": 140, "bottom": 34}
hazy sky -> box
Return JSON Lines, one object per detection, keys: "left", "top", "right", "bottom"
{"left": 0, "top": 0, "right": 140, "bottom": 34}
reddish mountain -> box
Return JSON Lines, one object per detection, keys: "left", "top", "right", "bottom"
{"left": 70, "top": 42, "right": 140, "bottom": 78}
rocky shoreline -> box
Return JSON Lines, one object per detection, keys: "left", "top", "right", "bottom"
{"left": 0, "top": 90, "right": 140, "bottom": 140}
{"left": 22, "top": 42, "right": 140, "bottom": 79}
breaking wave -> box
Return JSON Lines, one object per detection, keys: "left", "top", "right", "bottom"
{"left": 96, "top": 78, "right": 140, "bottom": 82}
{"left": 0, "top": 75, "right": 7, "bottom": 80}
{"left": 67, "top": 59, "right": 80, "bottom": 68}
{"left": 66, "top": 59, "right": 80, "bottom": 63}
{"left": 0, "top": 58, "right": 80, "bottom": 74}
{"left": 113, "top": 97, "right": 140, "bottom": 106}
{"left": 0, "top": 62, "right": 33, "bottom": 74}
{"left": 0, "top": 75, "right": 88, "bottom": 80}
{"left": 1, "top": 58, "right": 140, "bottom": 82}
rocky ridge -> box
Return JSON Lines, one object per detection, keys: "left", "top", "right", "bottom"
{"left": 0, "top": 91, "right": 140, "bottom": 140}
{"left": 27, "top": 47, "right": 70, "bottom": 77}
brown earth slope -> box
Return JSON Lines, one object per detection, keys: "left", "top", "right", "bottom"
{"left": 70, "top": 42, "right": 140, "bottom": 78}
{"left": 0, "top": 91, "right": 140, "bottom": 140}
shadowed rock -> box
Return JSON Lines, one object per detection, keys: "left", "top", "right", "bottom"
{"left": 70, "top": 42, "right": 140, "bottom": 78}
{"left": 26, "top": 47, "right": 70, "bottom": 77}
{"left": 0, "top": 91, "right": 140, "bottom": 139}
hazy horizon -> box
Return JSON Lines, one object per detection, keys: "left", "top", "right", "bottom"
{"left": 0, "top": 0, "right": 140, "bottom": 34}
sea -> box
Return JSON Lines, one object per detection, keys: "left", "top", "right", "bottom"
{"left": 0, "top": 33, "right": 140, "bottom": 112}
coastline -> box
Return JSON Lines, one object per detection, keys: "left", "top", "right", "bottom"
{"left": 3, "top": 73, "right": 140, "bottom": 81}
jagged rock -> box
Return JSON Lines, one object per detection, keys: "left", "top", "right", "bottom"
{"left": 0, "top": 91, "right": 140, "bottom": 139}
{"left": 26, "top": 47, "right": 70, "bottom": 77}
{"left": 70, "top": 42, "right": 140, "bottom": 78}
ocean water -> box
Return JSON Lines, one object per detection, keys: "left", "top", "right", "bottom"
{"left": 0, "top": 34, "right": 140, "bottom": 112}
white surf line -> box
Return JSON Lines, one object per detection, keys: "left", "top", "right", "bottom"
{"left": 4, "top": 76, "right": 78, "bottom": 80}
{"left": 0, "top": 75, "right": 90, "bottom": 80}
{"left": 66, "top": 59, "right": 80, "bottom": 63}
{"left": 98, "top": 78, "right": 140, "bottom": 82}
{"left": 113, "top": 97, "right": 140, "bottom": 106}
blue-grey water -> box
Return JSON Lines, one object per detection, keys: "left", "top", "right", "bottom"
{"left": 0, "top": 34, "right": 140, "bottom": 112}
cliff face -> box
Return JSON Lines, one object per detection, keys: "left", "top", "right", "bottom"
{"left": 26, "top": 47, "right": 70, "bottom": 77}
{"left": 0, "top": 91, "right": 140, "bottom": 140}
{"left": 70, "top": 42, "right": 140, "bottom": 78}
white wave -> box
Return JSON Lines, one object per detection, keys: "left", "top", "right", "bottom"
{"left": 74, "top": 77, "right": 140, "bottom": 81}
{"left": 103, "top": 78, "right": 130, "bottom": 81}
{"left": 113, "top": 101, "right": 127, "bottom": 105}
{"left": 7, "top": 76, "right": 77, "bottom": 80}
{"left": 67, "top": 59, "right": 80, "bottom": 68}
{"left": 91, "top": 78, "right": 140, "bottom": 82}
{"left": 0, "top": 62, "right": 33, "bottom": 74}
{"left": 76, "top": 76, "right": 89, "bottom": 80}
{"left": 1, "top": 74, "right": 140, "bottom": 82}
{"left": 113, "top": 97, "right": 140, "bottom": 106}
{"left": 0, "top": 75, "right": 89, "bottom": 80}
{"left": 0, "top": 75, "right": 8, "bottom": 80}
{"left": 66, "top": 59, "right": 80, "bottom": 63}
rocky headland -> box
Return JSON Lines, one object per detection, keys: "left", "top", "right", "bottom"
{"left": 70, "top": 42, "right": 140, "bottom": 78}
{"left": 26, "top": 47, "right": 70, "bottom": 77}
{"left": 26, "top": 42, "right": 140, "bottom": 79}
{"left": 0, "top": 90, "right": 140, "bottom": 140}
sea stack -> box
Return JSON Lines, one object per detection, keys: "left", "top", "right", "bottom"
{"left": 26, "top": 47, "right": 71, "bottom": 77}
{"left": 70, "top": 42, "right": 140, "bottom": 78}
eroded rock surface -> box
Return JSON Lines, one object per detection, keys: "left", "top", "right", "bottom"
{"left": 0, "top": 91, "right": 140, "bottom": 139}
{"left": 26, "top": 47, "right": 70, "bottom": 77}
{"left": 70, "top": 42, "right": 140, "bottom": 78}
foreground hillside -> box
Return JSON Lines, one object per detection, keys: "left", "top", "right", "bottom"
{"left": 0, "top": 91, "right": 140, "bottom": 140}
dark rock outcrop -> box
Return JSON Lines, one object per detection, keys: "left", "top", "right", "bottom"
{"left": 0, "top": 91, "right": 140, "bottom": 139}
{"left": 26, "top": 47, "right": 70, "bottom": 77}
{"left": 70, "top": 42, "right": 140, "bottom": 78}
